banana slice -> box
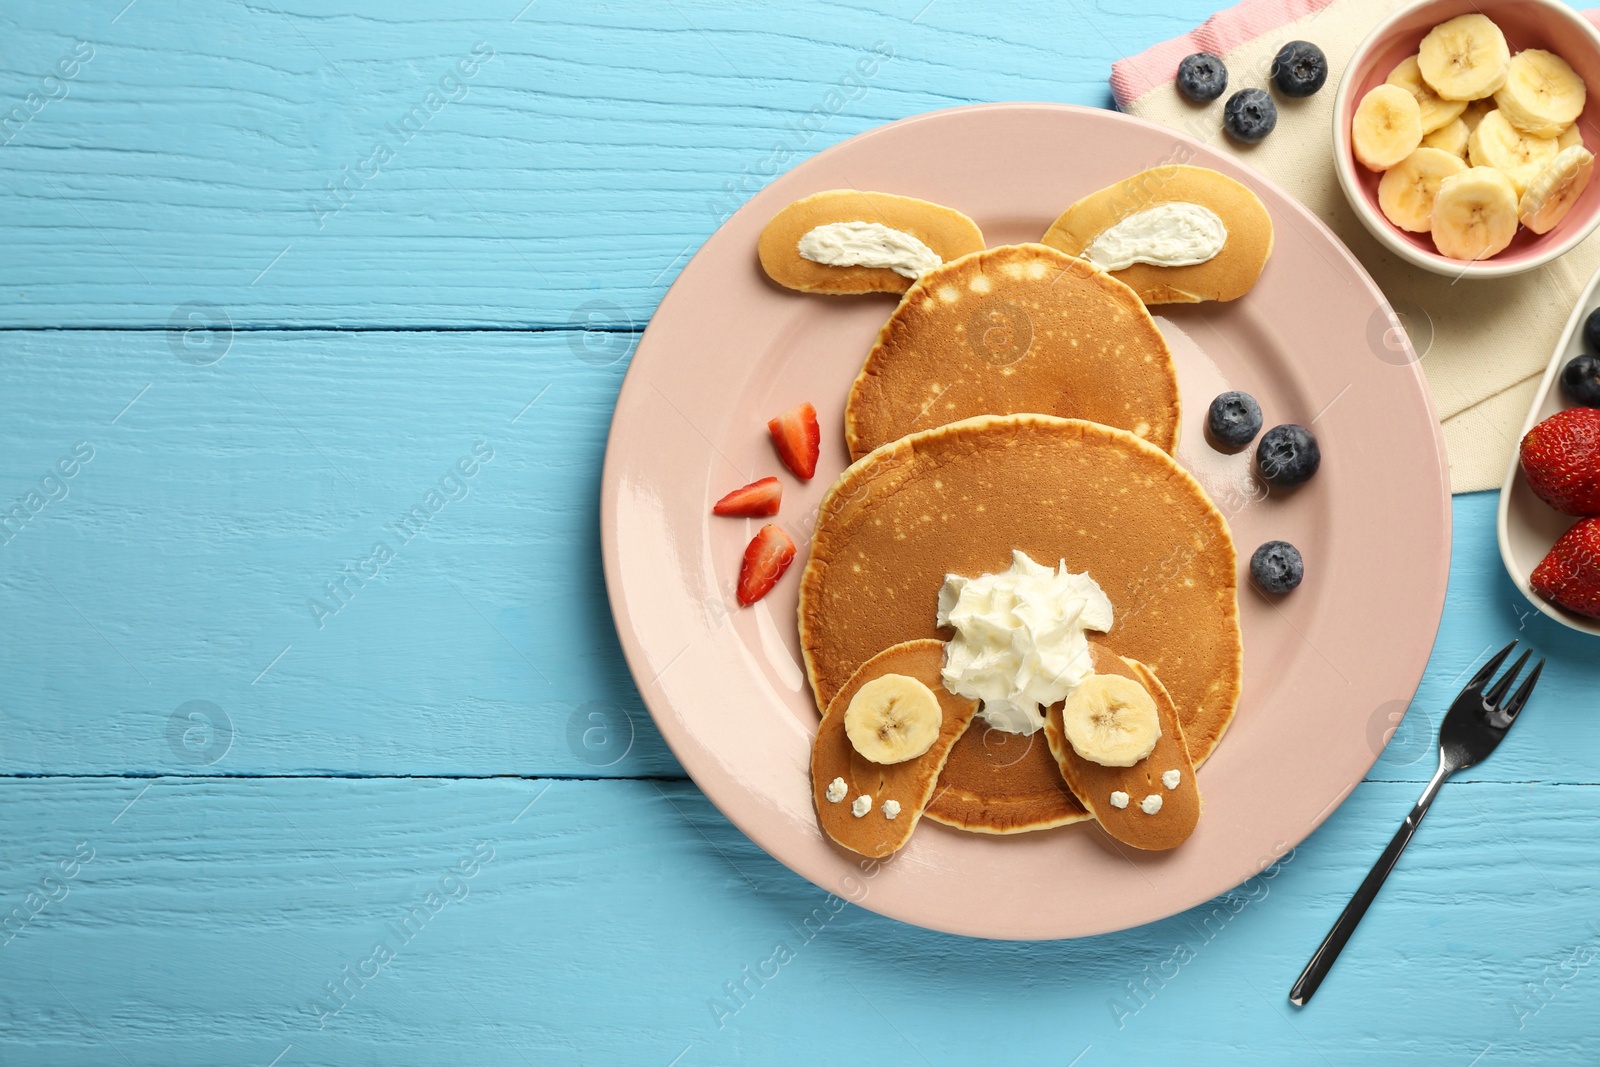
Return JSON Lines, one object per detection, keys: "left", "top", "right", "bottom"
{"left": 1387, "top": 55, "right": 1468, "bottom": 134}
{"left": 1494, "top": 49, "right": 1586, "bottom": 138}
{"left": 1468, "top": 109, "right": 1560, "bottom": 195}
{"left": 843, "top": 673, "right": 942, "bottom": 764}
{"left": 1431, "top": 166, "right": 1520, "bottom": 260}
{"left": 1059, "top": 674, "right": 1160, "bottom": 768}
{"left": 1519, "top": 145, "right": 1596, "bottom": 233}
{"left": 1418, "top": 14, "right": 1511, "bottom": 101}
{"left": 1379, "top": 147, "right": 1468, "bottom": 232}
{"left": 1353, "top": 85, "right": 1424, "bottom": 172}
{"left": 1422, "top": 117, "right": 1470, "bottom": 159}
{"left": 1559, "top": 124, "right": 1584, "bottom": 150}
{"left": 1462, "top": 98, "right": 1495, "bottom": 133}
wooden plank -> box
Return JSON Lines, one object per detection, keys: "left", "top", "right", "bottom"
{"left": 0, "top": 329, "right": 677, "bottom": 776}
{"left": 2, "top": 325, "right": 1596, "bottom": 778}
{"left": 0, "top": 0, "right": 1225, "bottom": 327}
{"left": 0, "top": 776, "right": 1596, "bottom": 1064}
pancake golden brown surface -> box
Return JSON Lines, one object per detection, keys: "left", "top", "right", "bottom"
{"left": 799, "top": 415, "right": 1241, "bottom": 772}
{"left": 922, "top": 718, "right": 1089, "bottom": 834}
{"left": 844, "top": 244, "right": 1180, "bottom": 461}
{"left": 1040, "top": 166, "right": 1273, "bottom": 304}
{"left": 1044, "top": 646, "right": 1201, "bottom": 850}
{"left": 811, "top": 640, "right": 979, "bottom": 858}
{"left": 758, "top": 190, "right": 985, "bottom": 295}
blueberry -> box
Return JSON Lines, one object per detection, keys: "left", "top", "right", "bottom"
{"left": 1271, "top": 41, "right": 1328, "bottom": 98}
{"left": 1255, "top": 423, "right": 1321, "bottom": 487}
{"left": 1250, "top": 540, "right": 1304, "bottom": 594}
{"left": 1561, "top": 353, "right": 1600, "bottom": 407}
{"left": 1584, "top": 307, "right": 1600, "bottom": 354}
{"left": 1223, "top": 88, "right": 1278, "bottom": 144}
{"left": 1207, "top": 391, "right": 1264, "bottom": 448}
{"left": 1177, "top": 52, "right": 1229, "bottom": 103}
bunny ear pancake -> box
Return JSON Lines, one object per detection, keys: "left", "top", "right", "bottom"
{"left": 1040, "top": 165, "right": 1273, "bottom": 304}
{"left": 758, "top": 189, "right": 985, "bottom": 295}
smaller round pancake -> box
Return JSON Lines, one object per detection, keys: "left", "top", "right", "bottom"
{"left": 811, "top": 639, "right": 980, "bottom": 858}
{"left": 922, "top": 718, "right": 1090, "bottom": 834}
{"left": 1044, "top": 646, "right": 1202, "bottom": 850}
{"left": 844, "top": 244, "right": 1179, "bottom": 460}
{"left": 1040, "top": 165, "right": 1273, "bottom": 304}
{"left": 758, "top": 190, "right": 985, "bottom": 295}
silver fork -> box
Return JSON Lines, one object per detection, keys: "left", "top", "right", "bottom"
{"left": 1289, "top": 640, "right": 1545, "bottom": 1006}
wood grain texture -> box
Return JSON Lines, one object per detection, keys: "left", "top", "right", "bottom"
{"left": 0, "top": 0, "right": 1223, "bottom": 328}
{"left": 0, "top": 330, "right": 678, "bottom": 777}
{"left": 1, "top": 777, "right": 1598, "bottom": 1065}
{"left": 5, "top": 0, "right": 1600, "bottom": 1061}
{"left": 3, "top": 358, "right": 1593, "bottom": 783}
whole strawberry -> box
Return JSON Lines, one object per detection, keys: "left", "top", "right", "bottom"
{"left": 1519, "top": 407, "right": 1600, "bottom": 516}
{"left": 1530, "top": 517, "right": 1600, "bottom": 619}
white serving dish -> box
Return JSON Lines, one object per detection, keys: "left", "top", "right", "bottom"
{"left": 1497, "top": 262, "right": 1600, "bottom": 636}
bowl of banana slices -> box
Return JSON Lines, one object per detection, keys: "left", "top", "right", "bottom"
{"left": 1334, "top": 0, "right": 1600, "bottom": 277}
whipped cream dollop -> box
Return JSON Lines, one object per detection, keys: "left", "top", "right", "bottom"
{"left": 937, "top": 550, "right": 1114, "bottom": 735}
{"left": 797, "top": 221, "right": 942, "bottom": 279}
{"left": 1083, "top": 202, "right": 1227, "bottom": 272}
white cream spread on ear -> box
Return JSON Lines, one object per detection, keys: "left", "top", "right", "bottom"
{"left": 1083, "top": 202, "right": 1227, "bottom": 272}
{"left": 796, "top": 221, "right": 942, "bottom": 279}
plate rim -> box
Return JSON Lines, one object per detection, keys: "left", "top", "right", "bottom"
{"left": 600, "top": 101, "right": 1452, "bottom": 939}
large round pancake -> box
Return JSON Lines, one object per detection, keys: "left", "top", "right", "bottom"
{"left": 843, "top": 244, "right": 1180, "bottom": 461}
{"left": 799, "top": 415, "right": 1242, "bottom": 774}
{"left": 922, "top": 717, "right": 1089, "bottom": 834}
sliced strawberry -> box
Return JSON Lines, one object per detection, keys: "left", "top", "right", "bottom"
{"left": 712, "top": 476, "right": 782, "bottom": 517}
{"left": 736, "top": 524, "right": 797, "bottom": 606}
{"left": 768, "top": 402, "right": 821, "bottom": 480}
{"left": 1531, "top": 516, "right": 1600, "bottom": 619}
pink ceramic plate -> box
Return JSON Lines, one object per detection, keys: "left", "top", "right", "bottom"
{"left": 600, "top": 104, "right": 1450, "bottom": 939}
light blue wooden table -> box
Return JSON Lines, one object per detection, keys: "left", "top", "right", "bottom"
{"left": 3, "top": 2, "right": 1598, "bottom": 1063}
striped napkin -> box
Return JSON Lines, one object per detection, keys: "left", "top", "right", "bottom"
{"left": 1112, "top": 0, "right": 1600, "bottom": 493}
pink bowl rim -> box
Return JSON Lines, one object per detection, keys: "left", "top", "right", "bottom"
{"left": 1331, "top": 0, "right": 1600, "bottom": 278}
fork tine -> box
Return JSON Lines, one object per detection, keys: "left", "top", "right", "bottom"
{"left": 1467, "top": 640, "right": 1518, "bottom": 691}
{"left": 1500, "top": 658, "right": 1546, "bottom": 719}
{"left": 1483, "top": 649, "right": 1533, "bottom": 708}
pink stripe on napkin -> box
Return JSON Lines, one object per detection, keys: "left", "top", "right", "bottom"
{"left": 1110, "top": 0, "right": 1600, "bottom": 110}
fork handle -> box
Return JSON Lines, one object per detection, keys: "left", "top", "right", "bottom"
{"left": 1289, "top": 762, "right": 1451, "bottom": 1006}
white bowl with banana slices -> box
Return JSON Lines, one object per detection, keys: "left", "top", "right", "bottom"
{"left": 1334, "top": 0, "right": 1600, "bottom": 277}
